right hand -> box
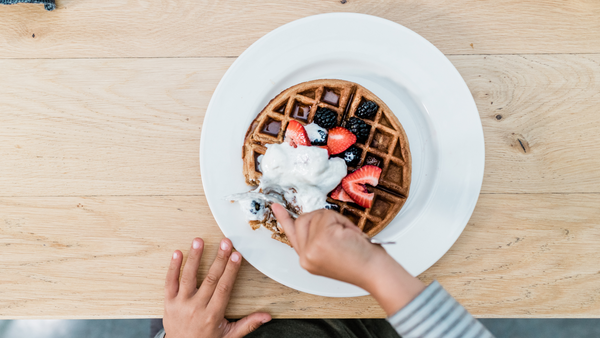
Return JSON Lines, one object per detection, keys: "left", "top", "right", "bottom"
{"left": 272, "top": 204, "right": 386, "bottom": 290}
{"left": 272, "top": 204, "right": 426, "bottom": 315}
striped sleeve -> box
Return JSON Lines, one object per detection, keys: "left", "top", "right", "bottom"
{"left": 387, "top": 281, "right": 495, "bottom": 338}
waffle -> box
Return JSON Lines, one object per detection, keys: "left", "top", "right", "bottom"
{"left": 242, "top": 79, "right": 411, "bottom": 242}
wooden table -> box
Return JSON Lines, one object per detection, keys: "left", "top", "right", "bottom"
{"left": 1, "top": 0, "right": 600, "bottom": 319}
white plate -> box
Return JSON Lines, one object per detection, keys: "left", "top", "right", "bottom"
{"left": 201, "top": 13, "right": 484, "bottom": 297}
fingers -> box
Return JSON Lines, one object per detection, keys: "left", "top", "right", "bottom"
{"left": 179, "top": 238, "right": 204, "bottom": 296}
{"left": 271, "top": 204, "right": 298, "bottom": 247}
{"left": 225, "top": 312, "right": 271, "bottom": 338}
{"left": 165, "top": 250, "right": 183, "bottom": 299}
{"left": 208, "top": 251, "right": 243, "bottom": 315}
{"left": 196, "top": 238, "right": 233, "bottom": 304}
{"left": 306, "top": 211, "right": 330, "bottom": 244}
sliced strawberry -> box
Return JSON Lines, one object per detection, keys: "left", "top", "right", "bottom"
{"left": 341, "top": 165, "right": 382, "bottom": 208}
{"left": 285, "top": 120, "right": 310, "bottom": 147}
{"left": 327, "top": 127, "right": 356, "bottom": 155}
{"left": 330, "top": 184, "right": 355, "bottom": 203}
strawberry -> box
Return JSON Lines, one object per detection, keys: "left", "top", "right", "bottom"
{"left": 330, "top": 184, "right": 355, "bottom": 203}
{"left": 327, "top": 127, "right": 356, "bottom": 155}
{"left": 341, "top": 165, "right": 382, "bottom": 208}
{"left": 285, "top": 120, "right": 310, "bottom": 147}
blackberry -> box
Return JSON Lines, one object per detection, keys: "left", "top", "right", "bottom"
{"left": 347, "top": 117, "right": 370, "bottom": 141}
{"left": 312, "top": 130, "right": 327, "bottom": 145}
{"left": 340, "top": 145, "right": 361, "bottom": 166}
{"left": 356, "top": 100, "right": 379, "bottom": 119}
{"left": 325, "top": 203, "right": 340, "bottom": 212}
{"left": 313, "top": 107, "right": 337, "bottom": 129}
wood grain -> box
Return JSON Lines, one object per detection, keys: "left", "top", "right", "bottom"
{"left": 455, "top": 54, "right": 600, "bottom": 194}
{"left": 1, "top": 193, "right": 599, "bottom": 318}
{"left": 2, "top": 2, "right": 599, "bottom": 317}
{"left": 425, "top": 193, "right": 600, "bottom": 318}
{"left": 0, "top": 58, "right": 231, "bottom": 197}
{"left": 1, "top": 0, "right": 600, "bottom": 58}
{"left": 2, "top": 55, "right": 600, "bottom": 197}
{"left": 0, "top": 195, "right": 385, "bottom": 319}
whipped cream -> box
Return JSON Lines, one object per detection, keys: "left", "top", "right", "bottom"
{"left": 237, "top": 198, "right": 267, "bottom": 221}
{"left": 260, "top": 143, "right": 346, "bottom": 213}
{"left": 304, "top": 122, "right": 328, "bottom": 145}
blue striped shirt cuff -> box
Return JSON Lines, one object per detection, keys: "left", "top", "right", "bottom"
{"left": 387, "top": 281, "right": 494, "bottom": 338}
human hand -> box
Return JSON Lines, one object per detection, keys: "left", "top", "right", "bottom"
{"left": 272, "top": 204, "right": 385, "bottom": 290}
{"left": 163, "top": 238, "right": 271, "bottom": 338}
{"left": 272, "top": 204, "right": 425, "bottom": 316}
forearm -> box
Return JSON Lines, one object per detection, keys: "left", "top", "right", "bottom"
{"left": 363, "top": 251, "right": 426, "bottom": 316}
{"left": 363, "top": 252, "right": 494, "bottom": 338}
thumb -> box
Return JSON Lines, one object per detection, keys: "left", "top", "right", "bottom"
{"left": 226, "top": 312, "right": 271, "bottom": 338}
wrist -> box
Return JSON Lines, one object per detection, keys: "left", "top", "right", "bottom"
{"left": 363, "top": 250, "right": 426, "bottom": 316}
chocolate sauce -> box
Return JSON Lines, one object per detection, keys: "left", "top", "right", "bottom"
{"left": 262, "top": 119, "right": 281, "bottom": 136}
{"left": 364, "top": 155, "right": 383, "bottom": 168}
{"left": 291, "top": 102, "right": 311, "bottom": 122}
{"left": 322, "top": 88, "right": 340, "bottom": 106}
{"left": 254, "top": 152, "right": 263, "bottom": 173}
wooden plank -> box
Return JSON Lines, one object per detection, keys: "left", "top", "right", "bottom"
{"left": 1, "top": 193, "right": 599, "bottom": 318}
{"left": 1, "top": 0, "right": 600, "bottom": 58}
{"left": 0, "top": 195, "right": 384, "bottom": 319}
{"left": 0, "top": 58, "right": 231, "bottom": 197}
{"left": 455, "top": 54, "right": 600, "bottom": 194}
{"left": 2, "top": 55, "right": 600, "bottom": 196}
{"left": 424, "top": 193, "right": 600, "bottom": 318}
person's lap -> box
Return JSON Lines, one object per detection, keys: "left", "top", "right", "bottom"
{"left": 245, "top": 319, "right": 400, "bottom": 338}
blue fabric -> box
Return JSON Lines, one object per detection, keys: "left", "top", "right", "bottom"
{"left": 0, "top": 0, "right": 55, "bottom": 11}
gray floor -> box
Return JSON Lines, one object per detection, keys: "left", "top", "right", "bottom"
{"left": 480, "top": 319, "right": 600, "bottom": 338}
{"left": 0, "top": 319, "right": 599, "bottom": 337}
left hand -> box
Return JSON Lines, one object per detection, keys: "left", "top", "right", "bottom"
{"left": 163, "top": 237, "right": 271, "bottom": 338}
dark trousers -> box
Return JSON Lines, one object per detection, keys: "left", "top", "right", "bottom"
{"left": 246, "top": 319, "right": 400, "bottom": 338}
{"left": 150, "top": 318, "right": 400, "bottom": 338}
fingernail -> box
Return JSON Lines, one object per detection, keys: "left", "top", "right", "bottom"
{"left": 193, "top": 239, "right": 200, "bottom": 249}
{"left": 261, "top": 317, "right": 271, "bottom": 324}
{"left": 220, "top": 240, "right": 229, "bottom": 251}
{"left": 231, "top": 252, "right": 240, "bottom": 262}
{"left": 172, "top": 251, "right": 178, "bottom": 259}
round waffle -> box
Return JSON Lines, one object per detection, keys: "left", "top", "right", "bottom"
{"left": 242, "top": 79, "right": 411, "bottom": 243}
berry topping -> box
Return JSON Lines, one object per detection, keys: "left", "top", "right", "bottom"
{"left": 327, "top": 127, "right": 357, "bottom": 155}
{"left": 284, "top": 120, "right": 310, "bottom": 147}
{"left": 314, "top": 107, "right": 338, "bottom": 129}
{"left": 330, "top": 184, "right": 355, "bottom": 203}
{"left": 249, "top": 200, "right": 264, "bottom": 215}
{"left": 347, "top": 117, "right": 370, "bottom": 141}
{"left": 341, "top": 165, "right": 382, "bottom": 208}
{"left": 356, "top": 100, "right": 379, "bottom": 119}
{"left": 340, "top": 145, "right": 361, "bottom": 166}
{"left": 325, "top": 203, "right": 341, "bottom": 212}
{"left": 304, "top": 122, "right": 328, "bottom": 145}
